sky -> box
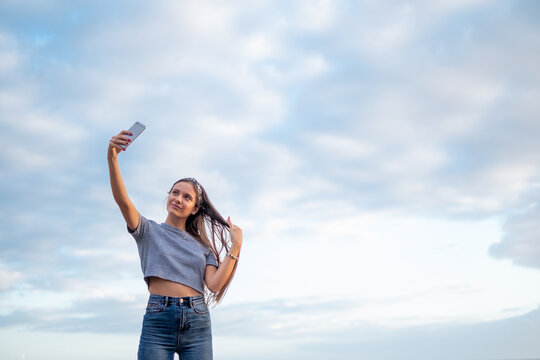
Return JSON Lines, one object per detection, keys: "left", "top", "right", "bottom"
{"left": 1, "top": 0, "right": 540, "bottom": 359}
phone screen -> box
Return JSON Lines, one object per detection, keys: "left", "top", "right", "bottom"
{"left": 121, "top": 122, "right": 146, "bottom": 149}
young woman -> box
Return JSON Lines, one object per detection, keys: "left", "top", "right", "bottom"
{"left": 108, "top": 129, "right": 242, "bottom": 360}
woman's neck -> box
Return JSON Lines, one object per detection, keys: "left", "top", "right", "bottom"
{"left": 164, "top": 215, "right": 187, "bottom": 231}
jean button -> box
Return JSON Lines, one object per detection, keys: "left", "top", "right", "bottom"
{"left": 180, "top": 298, "right": 184, "bottom": 304}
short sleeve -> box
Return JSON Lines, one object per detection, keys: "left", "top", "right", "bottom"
{"left": 206, "top": 251, "right": 219, "bottom": 268}
{"left": 128, "top": 214, "right": 149, "bottom": 241}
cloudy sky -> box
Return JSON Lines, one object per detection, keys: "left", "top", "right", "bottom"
{"left": 1, "top": 0, "right": 540, "bottom": 359}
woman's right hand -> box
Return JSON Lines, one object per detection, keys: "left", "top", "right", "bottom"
{"left": 108, "top": 130, "right": 132, "bottom": 159}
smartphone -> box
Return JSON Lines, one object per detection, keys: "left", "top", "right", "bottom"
{"left": 120, "top": 122, "right": 146, "bottom": 149}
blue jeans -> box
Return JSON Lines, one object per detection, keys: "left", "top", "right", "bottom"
{"left": 137, "top": 294, "right": 213, "bottom": 360}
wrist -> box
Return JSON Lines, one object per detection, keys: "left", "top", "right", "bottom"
{"left": 230, "top": 244, "right": 241, "bottom": 255}
{"left": 107, "top": 151, "right": 118, "bottom": 162}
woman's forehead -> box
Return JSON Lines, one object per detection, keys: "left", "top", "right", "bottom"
{"left": 172, "top": 181, "right": 196, "bottom": 195}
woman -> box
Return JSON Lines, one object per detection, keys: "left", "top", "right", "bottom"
{"left": 108, "top": 129, "right": 242, "bottom": 360}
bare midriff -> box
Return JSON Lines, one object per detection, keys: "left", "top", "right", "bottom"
{"left": 147, "top": 276, "right": 201, "bottom": 297}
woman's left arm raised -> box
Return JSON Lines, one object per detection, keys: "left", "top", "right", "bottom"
{"left": 205, "top": 217, "right": 242, "bottom": 293}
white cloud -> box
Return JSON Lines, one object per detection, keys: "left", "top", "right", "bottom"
{"left": 422, "top": 68, "right": 504, "bottom": 113}
{"left": 0, "top": 30, "right": 87, "bottom": 172}
{"left": 295, "top": 0, "right": 338, "bottom": 32}
{"left": 429, "top": 0, "right": 490, "bottom": 12}
{"left": 61, "top": 247, "right": 138, "bottom": 265}
{"left": 213, "top": 302, "right": 540, "bottom": 360}
{"left": 294, "top": 53, "right": 330, "bottom": 79}
{"left": 306, "top": 133, "right": 375, "bottom": 159}
{"left": 228, "top": 210, "right": 540, "bottom": 327}
{"left": 0, "top": 31, "right": 20, "bottom": 71}
{"left": 0, "top": 266, "right": 23, "bottom": 291}
{"left": 241, "top": 32, "right": 283, "bottom": 60}
{"left": 1, "top": 1, "right": 540, "bottom": 359}
{"left": 170, "top": 1, "right": 237, "bottom": 37}
{"left": 490, "top": 187, "right": 540, "bottom": 269}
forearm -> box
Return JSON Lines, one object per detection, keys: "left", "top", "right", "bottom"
{"left": 108, "top": 156, "right": 131, "bottom": 208}
{"left": 207, "top": 246, "right": 240, "bottom": 293}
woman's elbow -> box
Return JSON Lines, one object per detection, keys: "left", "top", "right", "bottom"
{"left": 206, "top": 276, "right": 225, "bottom": 293}
{"left": 206, "top": 282, "right": 221, "bottom": 294}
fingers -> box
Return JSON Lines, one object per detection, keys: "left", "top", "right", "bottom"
{"left": 119, "top": 130, "right": 133, "bottom": 136}
{"left": 227, "top": 216, "right": 238, "bottom": 229}
{"left": 227, "top": 217, "right": 243, "bottom": 249}
{"left": 227, "top": 216, "right": 242, "bottom": 232}
{"left": 108, "top": 129, "right": 133, "bottom": 158}
{"left": 110, "top": 131, "right": 132, "bottom": 149}
{"left": 109, "top": 139, "right": 129, "bottom": 151}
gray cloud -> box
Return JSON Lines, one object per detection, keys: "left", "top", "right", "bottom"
{"left": 0, "top": 296, "right": 144, "bottom": 333}
{"left": 3, "top": 294, "right": 539, "bottom": 360}
{"left": 217, "top": 300, "right": 540, "bottom": 360}
{"left": 1, "top": 0, "right": 538, "bottom": 270}
{"left": 284, "top": 1, "right": 540, "bottom": 218}
{"left": 3, "top": 0, "right": 539, "bottom": 220}
{"left": 295, "top": 306, "right": 540, "bottom": 360}
{"left": 490, "top": 187, "right": 540, "bottom": 269}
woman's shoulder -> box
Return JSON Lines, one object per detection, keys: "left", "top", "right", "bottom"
{"left": 138, "top": 215, "right": 160, "bottom": 228}
{"left": 133, "top": 215, "right": 165, "bottom": 235}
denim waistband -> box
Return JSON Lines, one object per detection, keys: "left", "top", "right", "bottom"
{"left": 148, "top": 293, "right": 204, "bottom": 307}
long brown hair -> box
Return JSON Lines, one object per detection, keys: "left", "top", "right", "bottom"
{"left": 170, "top": 178, "right": 238, "bottom": 305}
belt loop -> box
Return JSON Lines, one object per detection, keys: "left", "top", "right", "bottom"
{"left": 164, "top": 296, "right": 169, "bottom": 309}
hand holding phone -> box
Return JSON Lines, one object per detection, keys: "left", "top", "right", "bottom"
{"left": 120, "top": 122, "right": 146, "bottom": 149}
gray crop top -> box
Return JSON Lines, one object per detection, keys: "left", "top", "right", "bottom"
{"left": 129, "top": 214, "right": 218, "bottom": 294}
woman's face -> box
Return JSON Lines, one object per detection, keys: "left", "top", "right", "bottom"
{"left": 167, "top": 181, "right": 199, "bottom": 219}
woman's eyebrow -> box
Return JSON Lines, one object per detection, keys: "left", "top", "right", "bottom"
{"left": 172, "top": 187, "right": 194, "bottom": 197}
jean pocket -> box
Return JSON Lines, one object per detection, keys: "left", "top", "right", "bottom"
{"left": 146, "top": 300, "right": 166, "bottom": 313}
{"left": 191, "top": 299, "right": 209, "bottom": 315}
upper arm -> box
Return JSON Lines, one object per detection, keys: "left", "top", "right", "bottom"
{"left": 119, "top": 200, "right": 140, "bottom": 232}
{"left": 204, "top": 264, "right": 219, "bottom": 293}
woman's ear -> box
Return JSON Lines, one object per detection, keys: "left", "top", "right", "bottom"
{"left": 191, "top": 205, "right": 200, "bottom": 215}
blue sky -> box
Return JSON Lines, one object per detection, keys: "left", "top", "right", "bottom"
{"left": 1, "top": 1, "right": 540, "bottom": 359}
